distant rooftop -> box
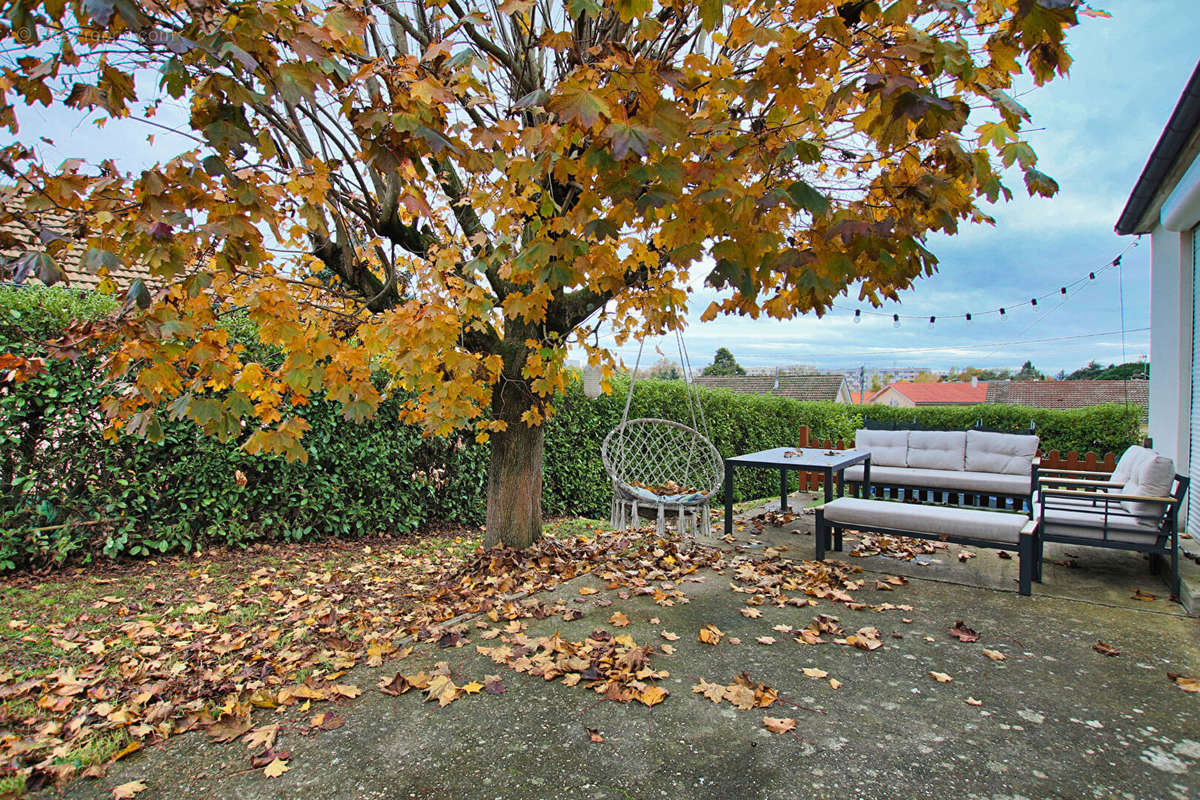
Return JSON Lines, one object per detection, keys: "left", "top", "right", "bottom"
{"left": 986, "top": 380, "right": 1149, "bottom": 421}
{"left": 882, "top": 381, "right": 989, "bottom": 405}
{"left": 694, "top": 373, "right": 848, "bottom": 403}
{"left": 1, "top": 185, "right": 151, "bottom": 291}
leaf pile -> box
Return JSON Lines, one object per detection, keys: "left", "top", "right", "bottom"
{"left": 0, "top": 529, "right": 718, "bottom": 789}
{"left": 849, "top": 532, "right": 949, "bottom": 560}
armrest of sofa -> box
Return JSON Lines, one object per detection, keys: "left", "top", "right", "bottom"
{"left": 1041, "top": 487, "right": 1177, "bottom": 504}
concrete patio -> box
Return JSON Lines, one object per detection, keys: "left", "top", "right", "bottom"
{"left": 47, "top": 498, "right": 1200, "bottom": 800}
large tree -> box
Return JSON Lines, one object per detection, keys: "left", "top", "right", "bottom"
{"left": 0, "top": 0, "right": 1083, "bottom": 547}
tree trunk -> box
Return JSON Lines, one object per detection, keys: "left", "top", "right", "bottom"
{"left": 484, "top": 378, "right": 544, "bottom": 548}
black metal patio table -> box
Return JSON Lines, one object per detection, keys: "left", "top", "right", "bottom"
{"left": 722, "top": 447, "right": 872, "bottom": 535}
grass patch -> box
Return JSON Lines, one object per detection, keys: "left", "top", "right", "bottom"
{"left": 544, "top": 518, "right": 608, "bottom": 539}
{"left": 57, "top": 728, "right": 132, "bottom": 770}
{"left": 0, "top": 774, "right": 26, "bottom": 796}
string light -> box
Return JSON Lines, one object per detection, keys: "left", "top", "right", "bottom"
{"left": 827, "top": 242, "right": 1134, "bottom": 324}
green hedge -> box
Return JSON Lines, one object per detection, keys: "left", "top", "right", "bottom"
{"left": 0, "top": 285, "right": 1143, "bottom": 570}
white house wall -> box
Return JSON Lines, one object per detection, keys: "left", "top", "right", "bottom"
{"left": 1148, "top": 224, "right": 1193, "bottom": 472}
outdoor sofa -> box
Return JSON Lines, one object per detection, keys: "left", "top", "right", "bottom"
{"left": 1035, "top": 445, "right": 1189, "bottom": 595}
{"left": 843, "top": 427, "right": 1040, "bottom": 510}
{"left": 814, "top": 425, "right": 1041, "bottom": 594}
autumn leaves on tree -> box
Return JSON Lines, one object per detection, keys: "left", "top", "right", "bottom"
{"left": 0, "top": 0, "right": 1080, "bottom": 546}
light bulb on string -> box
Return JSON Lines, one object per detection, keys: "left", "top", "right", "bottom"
{"left": 853, "top": 309, "right": 862, "bottom": 324}
{"left": 1030, "top": 298, "right": 1038, "bottom": 307}
{"left": 928, "top": 315, "right": 936, "bottom": 329}
{"left": 965, "top": 313, "right": 972, "bottom": 323}
{"left": 999, "top": 307, "right": 1007, "bottom": 321}
{"left": 892, "top": 313, "right": 900, "bottom": 329}
{"left": 1060, "top": 287, "right": 1067, "bottom": 294}
{"left": 1089, "top": 272, "right": 1095, "bottom": 280}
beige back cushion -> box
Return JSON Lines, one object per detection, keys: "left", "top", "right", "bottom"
{"left": 965, "top": 430, "right": 1040, "bottom": 475}
{"left": 854, "top": 429, "right": 909, "bottom": 467}
{"left": 1110, "top": 445, "right": 1150, "bottom": 486}
{"left": 1120, "top": 453, "right": 1175, "bottom": 520}
{"left": 906, "top": 431, "right": 966, "bottom": 471}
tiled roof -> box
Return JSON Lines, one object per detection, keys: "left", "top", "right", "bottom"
{"left": 694, "top": 373, "right": 848, "bottom": 402}
{"left": 0, "top": 185, "right": 152, "bottom": 291}
{"left": 986, "top": 380, "right": 1149, "bottom": 420}
{"left": 886, "top": 381, "right": 988, "bottom": 405}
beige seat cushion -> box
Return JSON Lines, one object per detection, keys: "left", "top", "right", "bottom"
{"left": 854, "top": 429, "right": 909, "bottom": 467}
{"left": 822, "top": 497, "right": 1027, "bottom": 544}
{"left": 1035, "top": 505, "right": 1163, "bottom": 545}
{"left": 965, "top": 430, "right": 1039, "bottom": 475}
{"left": 843, "top": 465, "right": 1030, "bottom": 496}
{"left": 1119, "top": 452, "right": 1174, "bottom": 519}
{"left": 906, "top": 431, "right": 966, "bottom": 471}
{"left": 1110, "top": 445, "right": 1151, "bottom": 486}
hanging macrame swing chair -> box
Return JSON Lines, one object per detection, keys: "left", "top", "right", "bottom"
{"left": 600, "top": 331, "right": 724, "bottom": 539}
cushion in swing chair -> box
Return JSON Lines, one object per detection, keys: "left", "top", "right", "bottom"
{"left": 624, "top": 484, "right": 710, "bottom": 505}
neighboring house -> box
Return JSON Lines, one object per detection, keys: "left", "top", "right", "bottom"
{"left": 0, "top": 186, "right": 151, "bottom": 291}
{"left": 868, "top": 380, "right": 988, "bottom": 407}
{"left": 848, "top": 391, "right": 878, "bottom": 405}
{"left": 986, "top": 380, "right": 1149, "bottom": 423}
{"left": 1115, "top": 59, "right": 1200, "bottom": 530}
{"left": 693, "top": 373, "right": 852, "bottom": 403}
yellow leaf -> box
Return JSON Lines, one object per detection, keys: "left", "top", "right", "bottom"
{"left": 930, "top": 671, "right": 954, "bottom": 683}
{"left": 264, "top": 758, "right": 289, "bottom": 778}
{"left": 697, "top": 624, "right": 723, "bottom": 645}
{"left": 638, "top": 686, "right": 668, "bottom": 707}
{"left": 802, "top": 667, "right": 827, "bottom": 679}
{"left": 965, "top": 697, "right": 983, "bottom": 706}
{"left": 609, "top": 611, "right": 630, "bottom": 627}
{"left": 982, "top": 649, "right": 1006, "bottom": 662}
{"left": 828, "top": 679, "right": 842, "bottom": 690}
{"left": 461, "top": 681, "right": 484, "bottom": 694}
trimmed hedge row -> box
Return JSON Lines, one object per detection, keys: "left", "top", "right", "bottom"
{"left": 0, "top": 285, "right": 1143, "bottom": 570}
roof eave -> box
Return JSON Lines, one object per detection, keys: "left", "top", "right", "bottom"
{"left": 1116, "top": 60, "right": 1200, "bottom": 236}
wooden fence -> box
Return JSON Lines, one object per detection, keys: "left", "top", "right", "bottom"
{"left": 791, "top": 425, "right": 1118, "bottom": 493}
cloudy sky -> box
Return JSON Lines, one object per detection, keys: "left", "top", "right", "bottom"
{"left": 9, "top": 1, "right": 1197, "bottom": 377}
{"left": 606, "top": 0, "right": 1198, "bottom": 377}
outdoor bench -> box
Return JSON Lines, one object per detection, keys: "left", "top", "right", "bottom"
{"left": 843, "top": 427, "right": 1039, "bottom": 510}
{"left": 814, "top": 497, "right": 1038, "bottom": 595}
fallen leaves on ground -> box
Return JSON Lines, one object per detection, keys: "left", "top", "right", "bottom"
{"left": 948, "top": 621, "right": 980, "bottom": 643}
{"left": 850, "top": 533, "right": 948, "bottom": 560}
{"left": 111, "top": 780, "right": 147, "bottom": 799}
{"left": 762, "top": 716, "right": 797, "bottom": 734}
{"left": 263, "top": 758, "right": 290, "bottom": 778}
{"left": 0, "top": 528, "right": 718, "bottom": 789}
{"left": 1168, "top": 673, "right": 1199, "bottom": 693}
{"left": 698, "top": 623, "right": 724, "bottom": 645}
{"left": 691, "top": 673, "right": 778, "bottom": 710}
{"left": 1092, "top": 641, "right": 1121, "bottom": 657}
{"left": 930, "top": 671, "right": 954, "bottom": 683}
{"left": 982, "top": 649, "right": 1006, "bottom": 662}
{"left": 1131, "top": 588, "right": 1158, "bottom": 602}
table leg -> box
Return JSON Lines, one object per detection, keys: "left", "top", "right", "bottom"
{"left": 863, "top": 457, "right": 872, "bottom": 499}
{"left": 836, "top": 469, "right": 844, "bottom": 499}
{"left": 823, "top": 468, "right": 833, "bottom": 504}
{"left": 779, "top": 468, "right": 789, "bottom": 511}
{"left": 723, "top": 461, "right": 734, "bottom": 535}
